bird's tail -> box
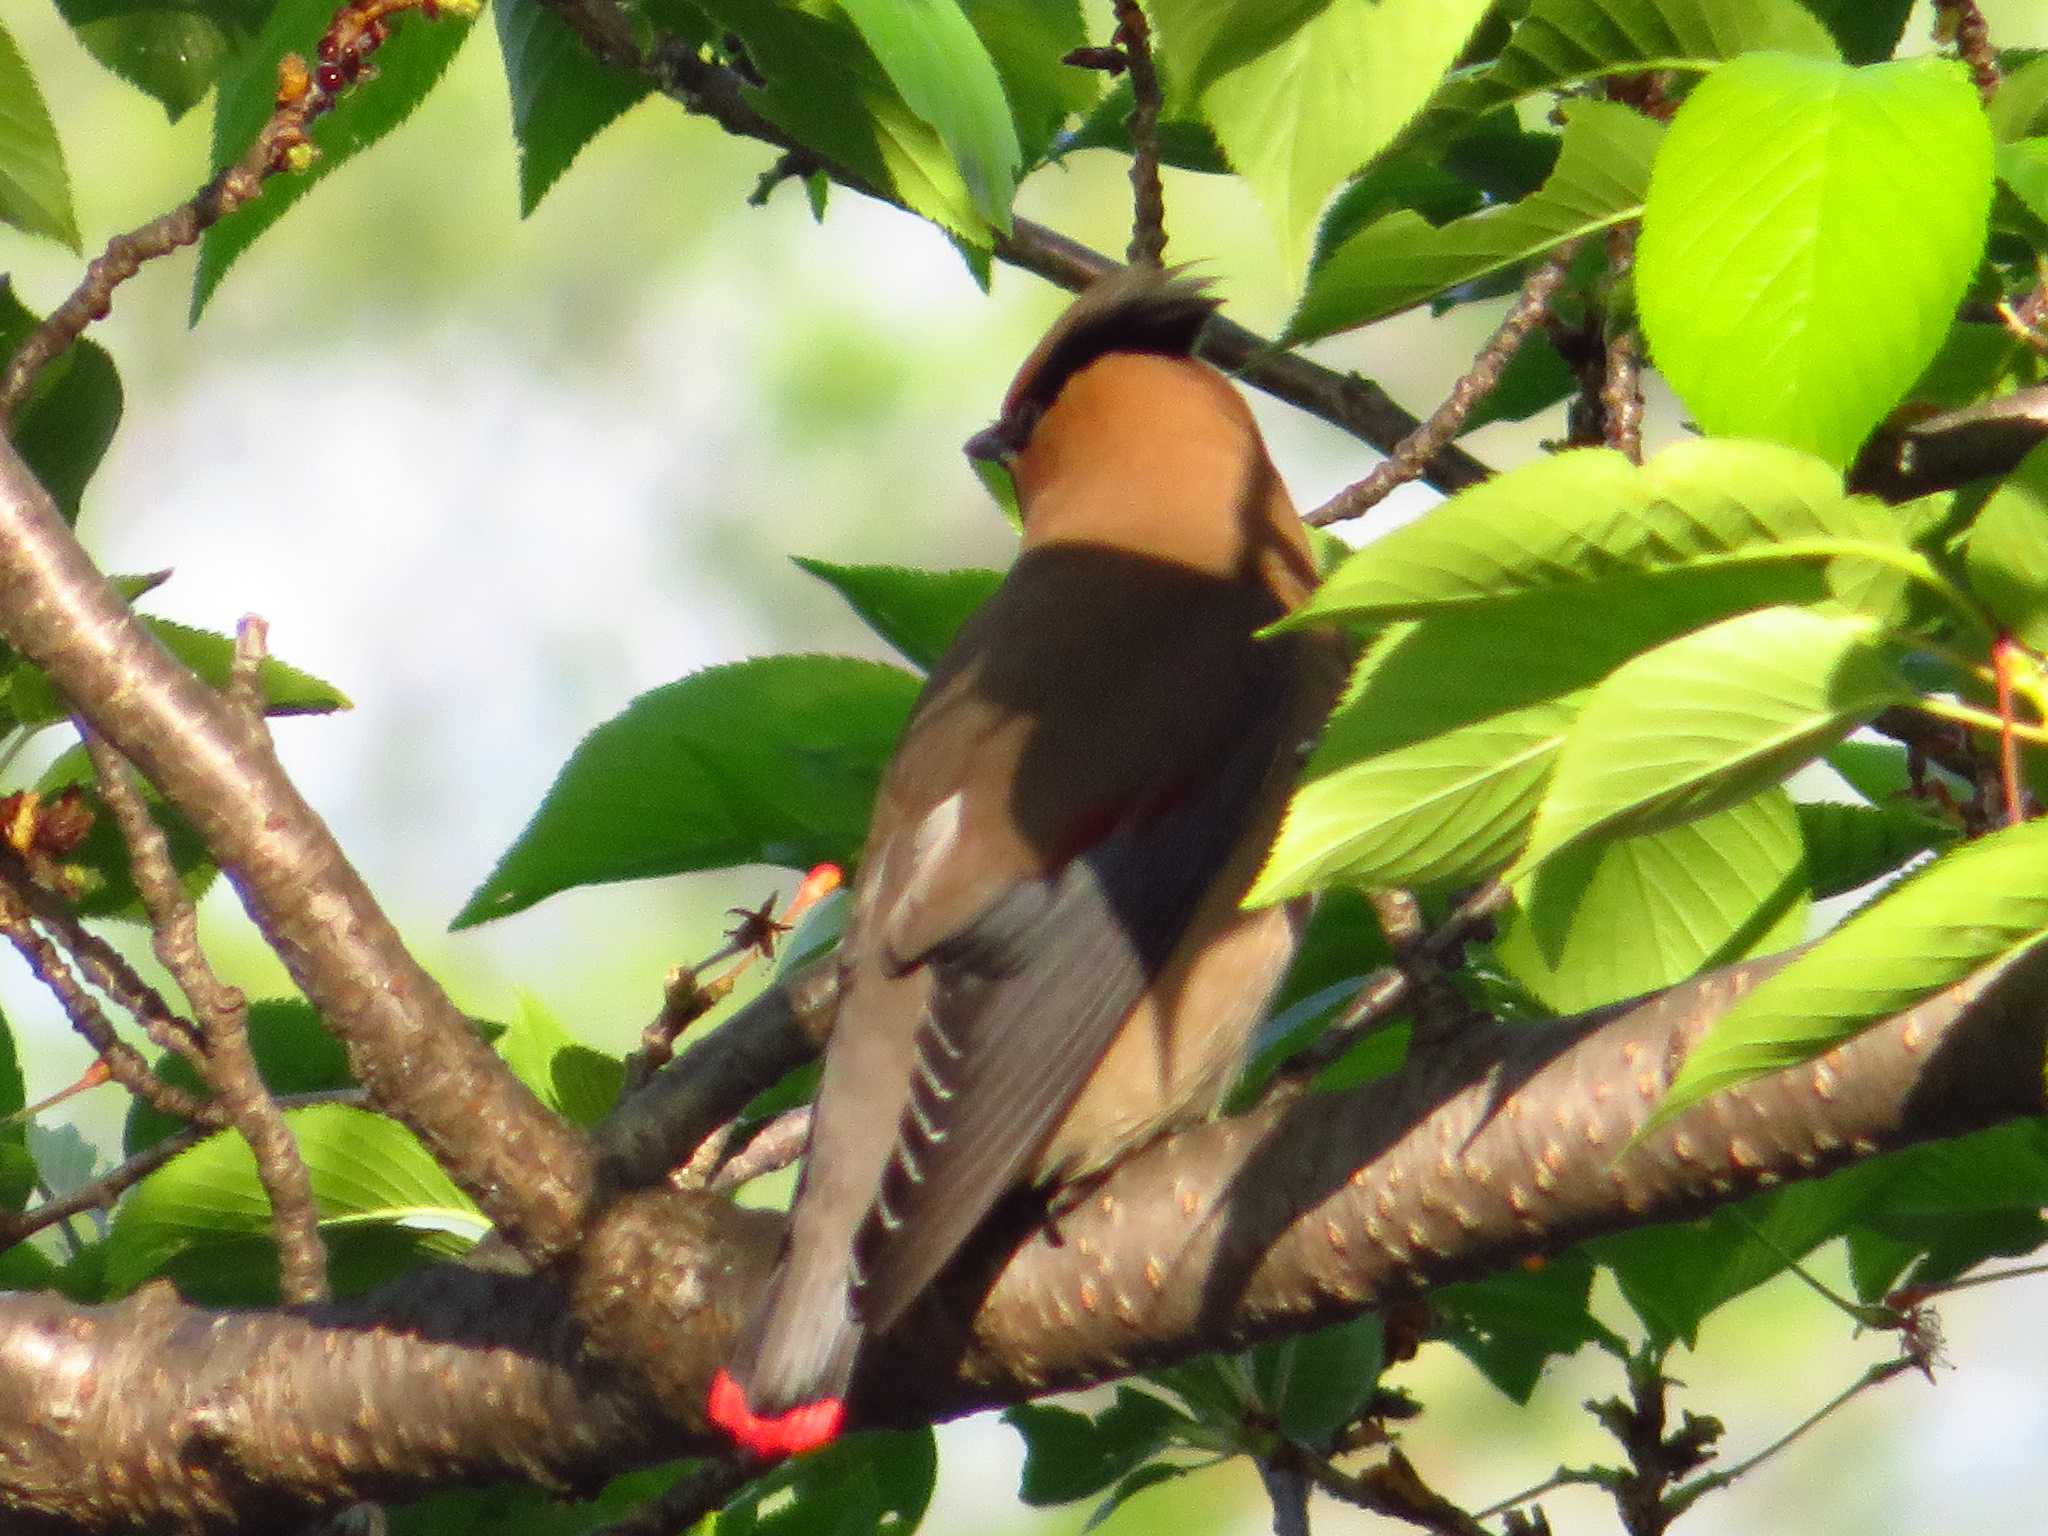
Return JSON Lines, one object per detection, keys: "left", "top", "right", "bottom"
{"left": 707, "top": 1252, "right": 863, "bottom": 1459}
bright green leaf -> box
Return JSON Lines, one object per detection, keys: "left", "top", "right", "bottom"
{"left": 0, "top": 280, "right": 122, "bottom": 522}
{"left": 1284, "top": 438, "right": 1901, "bottom": 628}
{"left": 105, "top": 1103, "right": 485, "bottom": 1296}
{"left": 1637, "top": 53, "right": 1995, "bottom": 468}
{"left": 962, "top": 0, "right": 1093, "bottom": 166}
{"left": 1655, "top": 816, "right": 2048, "bottom": 1123}
{"left": 1998, "top": 137, "right": 2048, "bottom": 228}
{"left": 123, "top": 1000, "right": 353, "bottom": 1156}
{"left": 1991, "top": 56, "right": 2048, "bottom": 142}
{"left": 495, "top": 0, "right": 652, "bottom": 216}
{"left": 454, "top": 655, "right": 919, "bottom": 927}
{"left": 1515, "top": 605, "right": 1913, "bottom": 872}
{"left": 1964, "top": 440, "right": 2048, "bottom": 650}
{"left": 1497, "top": 789, "right": 1808, "bottom": 1014}
{"left": 0, "top": 19, "right": 81, "bottom": 250}
{"left": 193, "top": 0, "right": 478, "bottom": 318}
{"left": 1147, "top": 0, "right": 1331, "bottom": 105}
{"left": 1290, "top": 99, "right": 1662, "bottom": 341}
{"left": 1203, "top": 0, "right": 1495, "bottom": 272}
{"left": 793, "top": 557, "right": 999, "bottom": 670}
{"left": 1797, "top": 799, "right": 1954, "bottom": 900}
{"left": 835, "top": 0, "right": 1019, "bottom": 228}
{"left": 9, "top": 616, "right": 350, "bottom": 729}
{"left": 1422, "top": 0, "right": 1839, "bottom": 130}
{"left": 493, "top": 993, "right": 622, "bottom": 1129}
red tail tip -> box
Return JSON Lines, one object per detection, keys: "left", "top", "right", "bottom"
{"left": 707, "top": 1368, "right": 846, "bottom": 1459}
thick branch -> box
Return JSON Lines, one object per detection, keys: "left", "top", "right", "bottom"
{"left": 1, "top": 946, "right": 2039, "bottom": 1530}
{"left": 0, "top": 436, "right": 593, "bottom": 1262}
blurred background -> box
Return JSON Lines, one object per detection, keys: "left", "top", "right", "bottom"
{"left": 4, "top": 1, "right": 2047, "bottom": 1530}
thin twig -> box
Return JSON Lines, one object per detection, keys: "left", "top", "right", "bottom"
{"left": 227, "top": 613, "right": 270, "bottom": 725}
{"left": 1276, "top": 1444, "right": 1489, "bottom": 1536}
{"left": 708, "top": 1105, "right": 812, "bottom": 1195}
{"left": 1933, "top": 0, "right": 2000, "bottom": 102}
{"left": 0, "top": 0, "right": 469, "bottom": 420}
{"left": 1308, "top": 244, "right": 1580, "bottom": 526}
{"left": 85, "top": 731, "right": 330, "bottom": 1303}
{"left": 1601, "top": 225, "right": 1644, "bottom": 463}
{"left": 1257, "top": 1458, "right": 1313, "bottom": 1536}
{"left": 589, "top": 1458, "right": 750, "bottom": 1536}
{"left": 0, "top": 1088, "right": 366, "bottom": 1252}
{"left": 1112, "top": 0, "right": 1167, "bottom": 267}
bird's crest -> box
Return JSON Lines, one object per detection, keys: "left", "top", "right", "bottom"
{"left": 999, "top": 266, "right": 1219, "bottom": 426}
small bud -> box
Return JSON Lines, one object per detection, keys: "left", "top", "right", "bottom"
{"left": 314, "top": 62, "right": 346, "bottom": 93}
{"left": 284, "top": 142, "right": 320, "bottom": 174}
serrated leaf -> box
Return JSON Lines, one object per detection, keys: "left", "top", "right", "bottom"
{"left": 193, "top": 0, "right": 478, "bottom": 318}
{"left": 962, "top": 0, "right": 1092, "bottom": 166}
{"left": 1497, "top": 789, "right": 1808, "bottom": 1014}
{"left": 9, "top": 616, "right": 350, "bottom": 728}
{"left": 1283, "top": 438, "right": 1902, "bottom": 629}
{"left": 105, "top": 1103, "right": 485, "bottom": 1296}
{"left": 0, "top": 280, "right": 122, "bottom": 521}
{"left": 1637, "top": 53, "right": 1995, "bottom": 469}
{"left": 1797, "top": 799, "right": 1953, "bottom": 900}
{"left": 1200, "top": 0, "right": 1495, "bottom": 271}
{"left": 835, "top": 0, "right": 1019, "bottom": 228}
{"left": 1147, "top": 0, "right": 1331, "bottom": 105}
{"left": 54, "top": 0, "right": 269, "bottom": 119}
{"left": 1422, "top": 0, "right": 1839, "bottom": 131}
{"left": 495, "top": 0, "right": 651, "bottom": 215}
{"left": 1965, "top": 433, "right": 2048, "bottom": 651}
{"left": 1006, "top": 1388, "right": 1186, "bottom": 1506}
{"left": 493, "top": 993, "right": 622, "bottom": 1129}
{"left": 1253, "top": 564, "right": 1831, "bottom": 901}
{"left": 0, "top": 20, "right": 81, "bottom": 251}
{"left": 1249, "top": 1315, "right": 1384, "bottom": 1448}
{"left": 1654, "top": 816, "right": 2048, "bottom": 1124}
{"left": 694, "top": 0, "right": 983, "bottom": 241}
{"left": 1515, "top": 606, "right": 1913, "bottom": 874}
{"left": 793, "top": 557, "right": 1000, "bottom": 670}
{"left": 1290, "top": 99, "right": 1661, "bottom": 342}
{"left": 1435, "top": 1251, "right": 1621, "bottom": 1401}
{"left": 455, "top": 655, "right": 919, "bottom": 927}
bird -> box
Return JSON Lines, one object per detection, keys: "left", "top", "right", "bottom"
{"left": 707, "top": 265, "right": 1344, "bottom": 1459}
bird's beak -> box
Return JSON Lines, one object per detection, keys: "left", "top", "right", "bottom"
{"left": 963, "top": 421, "right": 1015, "bottom": 464}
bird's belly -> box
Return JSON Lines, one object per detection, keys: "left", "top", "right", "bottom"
{"left": 1032, "top": 901, "right": 1300, "bottom": 1184}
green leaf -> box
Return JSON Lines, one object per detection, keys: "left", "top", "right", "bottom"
{"left": 0, "top": 279, "right": 123, "bottom": 522}
{"left": 193, "top": 0, "right": 478, "bottom": 318}
{"left": 9, "top": 616, "right": 350, "bottom": 728}
{"left": 1998, "top": 137, "right": 2048, "bottom": 228}
{"left": 494, "top": 0, "right": 651, "bottom": 216}
{"left": 1844, "top": 1122, "right": 2048, "bottom": 1294}
{"left": 1061, "top": 80, "right": 1228, "bottom": 175}
{"left": 793, "top": 557, "right": 1000, "bottom": 670}
{"left": 1797, "top": 0, "right": 1914, "bottom": 64}
{"left": 54, "top": 0, "right": 269, "bottom": 120}
{"left": 105, "top": 1103, "right": 485, "bottom": 1296}
{"left": 123, "top": 999, "right": 354, "bottom": 1156}
{"left": 1252, "top": 563, "right": 1830, "bottom": 901}
{"left": 1283, "top": 438, "right": 1900, "bottom": 629}
{"left": 492, "top": 994, "right": 622, "bottom": 1129}
{"left": 1147, "top": 0, "right": 1331, "bottom": 104}
{"left": 1435, "top": 1251, "right": 1622, "bottom": 1401}
{"left": 1200, "top": 0, "right": 1496, "bottom": 270}
{"left": 1249, "top": 1315, "right": 1384, "bottom": 1449}
{"left": 694, "top": 0, "right": 984, "bottom": 241}
{"left": 1290, "top": 99, "right": 1662, "bottom": 341}
{"left": 1796, "top": 799, "right": 1954, "bottom": 900}
{"left": 834, "top": 0, "right": 1019, "bottom": 228}
{"left": 455, "top": 655, "right": 919, "bottom": 927}
{"left": 1514, "top": 606, "right": 1913, "bottom": 874}
{"left": 1965, "top": 436, "right": 2048, "bottom": 651}
{"left": 1006, "top": 1389, "right": 1188, "bottom": 1506}
{"left": 717, "top": 1428, "right": 936, "bottom": 1536}
{"left": 0, "top": 1004, "right": 29, "bottom": 1213}
{"left": 962, "top": 0, "right": 1092, "bottom": 166}
{"left": 1423, "top": 0, "right": 1839, "bottom": 129}
{"left": 1637, "top": 53, "right": 1995, "bottom": 468}
{"left": 1496, "top": 789, "right": 1808, "bottom": 1014}
{"left": 1655, "top": 816, "right": 2048, "bottom": 1123}
{"left": 1991, "top": 55, "right": 2048, "bottom": 143}
{"left": 0, "top": 19, "right": 81, "bottom": 250}
{"left": 1592, "top": 1161, "right": 1893, "bottom": 1344}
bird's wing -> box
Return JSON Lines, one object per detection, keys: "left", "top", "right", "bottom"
{"left": 847, "top": 661, "right": 1297, "bottom": 1334}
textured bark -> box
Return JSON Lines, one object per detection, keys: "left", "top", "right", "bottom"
{"left": 0, "top": 946, "right": 2036, "bottom": 1531}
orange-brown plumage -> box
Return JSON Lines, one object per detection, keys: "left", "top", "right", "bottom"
{"left": 710, "top": 269, "right": 1343, "bottom": 1458}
